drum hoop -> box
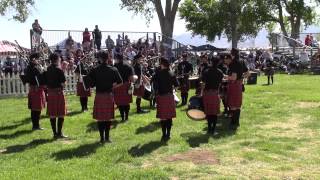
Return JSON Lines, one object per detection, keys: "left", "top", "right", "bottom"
{"left": 186, "top": 109, "right": 206, "bottom": 121}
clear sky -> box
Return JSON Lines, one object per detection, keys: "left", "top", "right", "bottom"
{"left": 0, "top": 0, "right": 187, "bottom": 48}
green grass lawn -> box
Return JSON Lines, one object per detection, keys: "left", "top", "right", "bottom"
{"left": 1, "top": 74, "right": 320, "bottom": 179}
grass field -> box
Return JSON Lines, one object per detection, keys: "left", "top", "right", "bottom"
{"left": 0, "top": 74, "right": 320, "bottom": 179}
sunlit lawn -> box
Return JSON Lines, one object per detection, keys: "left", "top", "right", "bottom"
{"left": 0, "top": 74, "right": 320, "bottom": 179}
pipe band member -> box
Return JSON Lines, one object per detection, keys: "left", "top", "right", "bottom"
{"left": 133, "top": 54, "right": 149, "bottom": 113}
{"left": 177, "top": 53, "right": 193, "bottom": 105}
{"left": 201, "top": 57, "right": 223, "bottom": 135}
{"left": 75, "top": 51, "right": 91, "bottom": 112}
{"left": 89, "top": 51, "right": 123, "bottom": 143}
{"left": 113, "top": 54, "right": 135, "bottom": 122}
{"left": 152, "top": 57, "right": 179, "bottom": 142}
{"left": 45, "top": 53, "right": 68, "bottom": 138}
{"left": 224, "top": 49, "right": 249, "bottom": 130}
{"left": 25, "top": 53, "right": 46, "bottom": 130}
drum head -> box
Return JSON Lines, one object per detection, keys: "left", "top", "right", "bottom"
{"left": 186, "top": 109, "right": 206, "bottom": 121}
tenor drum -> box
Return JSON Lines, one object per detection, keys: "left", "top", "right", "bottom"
{"left": 186, "top": 96, "right": 206, "bottom": 121}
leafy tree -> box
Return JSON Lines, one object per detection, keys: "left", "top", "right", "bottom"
{"left": 120, "top": 0, "right": 181, "bottom": 47}
{"left": 0, "top": 0, "right": 34, "bottom": 22}
{"left": 179, "top": 0, "right": 268, "bottom": 48}
{"left": 262, "top": 0, "right": 318, "bottom": 46}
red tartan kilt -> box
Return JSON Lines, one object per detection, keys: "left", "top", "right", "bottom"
{"left": 28, "top": 86, "right": 46, "bottom": 111}
{"left": 227, "top": 81, "right": 243, "bottom": 109}
{"left": 93, "top": 93, "right": 114, "bottom": 121}
{"left": 133, "top": 85, "right": 144, "bottom": 97}
{"left": 203, "top": 90, "right": 220, "bottom": 115}
{"left": 76, "top": 82, "right": 91, "bottom": 97}
{"left": 156, "top": 94, "right": 176, "bottom": 119}
{"left": 113, "top": 82, "right": 132, "bottom": 106}
{"left": 47, "top": 88, "right": 67, "bottom": 117}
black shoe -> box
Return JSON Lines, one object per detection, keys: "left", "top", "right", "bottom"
{"left": 137, "top": 109, "right": 149, "bottom": 114}
{"left": 53, "top": 133, "right": 58, "bottom": 139}
{"left": 161, "top": 136, "right": 166, "bottom": 142}
{"left": 32, "top": 127, "right": 45, "bottom": 131}
{"left": 57, "top": 133, "right": 68, "bottom": 139}
{"left": 105, "top": 139, "right": 112, "bottom": 143}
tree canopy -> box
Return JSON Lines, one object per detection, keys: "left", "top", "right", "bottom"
{"left": 0, "top": 0, "right": 34, "bottom": 22}
{"left": 179, "top": 0, "right": 268, "bottom": 48}
{"left": 120, "top": 0, "right": 181, "bottom": 47}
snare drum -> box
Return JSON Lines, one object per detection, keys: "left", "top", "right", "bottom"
{"left": 186, "top": 96, "right": 206, "bottom": 121}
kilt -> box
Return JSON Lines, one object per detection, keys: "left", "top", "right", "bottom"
{"left": 93, "top": 93, "right": 114, "bottom": 121}
{"left": 203, "top": 90, "right": 220, "bottom": 115}
{"left": 28, "top": 86, "right": 46, "bottom": 111}
{"left": 227, "top": 80, "right": 243, "bottom": 109}
{"left": 47, "top": 88, "right": 67, "bottom": 117}
{"left": 156, "top": 94, "right": 176, "bottom": 120}
{"left": 113, "top": 82, "right": 132, "bottom": 106}
{"left": 76, "top": 82, "right": 91, "bottom": 97}
{"left": 133, "top": 85, "right": 144, "bottom": 97}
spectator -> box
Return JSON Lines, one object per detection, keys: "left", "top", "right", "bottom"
{"left": 116, "top": 34, "right": 123, "bottom": 47}
{"left": 92, "top": 25, "right": 102, "bottom": 50}
{"left": 82, "top": 28, "right": 91, "bottom": 52}
{"left": 299, "top": 47, "right": 309, "bottom": 65}
{"left": 305, "top": 34, "right": 311, "bottom": 46}
{"left": 124, "top": 35, "right": 130, "bottom": 46}
{"left": 32, "top": 19, "right": 43, "bottom": 35}
{"left": 125, "top": 45, "right": 136, "bottom": 61}
{"left": 105, "top": 35, "right": 115, "bottom": 51}
{"left": 4, "top": 57, "right": 13, "bottom": 76}
{"left": 65, "top": 34, "right": 75, "bottom": 52}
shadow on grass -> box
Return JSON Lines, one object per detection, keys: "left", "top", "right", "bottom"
{"left": 128, "top": 141, "right": 166, "bottom": 157}
{"left": 135, "top": 121, "right": 160, "bottom": 134}
{"left": 0, "top": 129, "right": 34, "bottom": 139}
{"left": 2, "top": 139, "right": 54, "bottom": 154}
{"left": 67, "top": 110, "right": 83, "bottom": 117}
{"left": 51, "top": 142, "right": 101, "bottom": 160}
{"left": 181, "top": 132, "right": 210, "bottom": 148}
{"left": 86, "top": 120, "right": 123, "bottom": 132}
{"left": 0, "top": 118, "right": 31, "bottom": 132}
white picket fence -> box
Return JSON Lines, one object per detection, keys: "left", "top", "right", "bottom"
{"left": 0, "top": 72, "right": 77, "bottom": 97}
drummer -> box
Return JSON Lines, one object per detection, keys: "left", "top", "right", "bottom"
{"left": 224, "top": 49, "right": 249, "bottom": 130}
{"left": 201, "top": 57, "right": 223, "bottom": 135}
{"left": 177, "top": 53, "right": 193, "bottom": 105}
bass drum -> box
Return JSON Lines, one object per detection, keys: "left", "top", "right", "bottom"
{"left": 186, "top": 96, "right": 206, "bottom": 121}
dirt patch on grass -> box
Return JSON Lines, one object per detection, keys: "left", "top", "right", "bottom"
{"left": 165, "top": 149, "right": 219, "bottom": 165}
{"left": 296, "top": 102, "right": 320, "bottom": 109}
{"left": 59, "top": 140, "right": 76, "bottom": 145}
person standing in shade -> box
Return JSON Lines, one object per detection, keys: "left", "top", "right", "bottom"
{"left": 89, "top": 51, "right": 123, "bottom": 143}
{"left": 45, "top": 54, "right": 68, "bottom": 138}
{"left": 92, "top": 25, "right": 102, "bottom": 50}
{"left": 152, "top": 58, "right": 179, "bottom": 142}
